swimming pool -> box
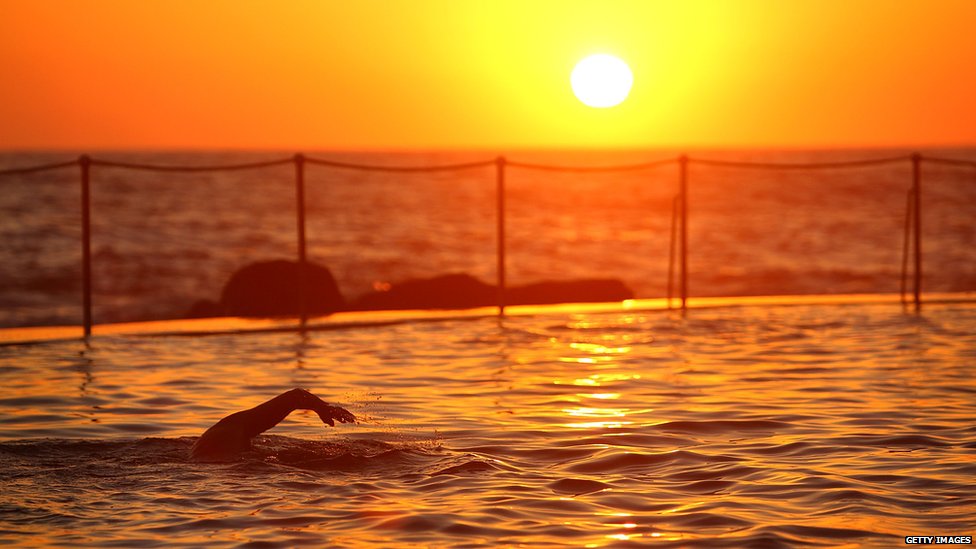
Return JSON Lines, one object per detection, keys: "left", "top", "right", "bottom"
{"left": 2, "top": 301, "right": 974, "bottom": 547}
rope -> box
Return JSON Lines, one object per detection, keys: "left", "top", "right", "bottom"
{"left": 923, "top": 156, "right": 976, "bottom": 169}
{"left": 4, "top": 154, "right": 953, "bottom": 176}
{"left": 305, "top": 156, "right": 495, "bottom": 172}
{"left": 0, "top": 160, "right": 77, "bottom": 176}
{"left": 690, "top": 155, "right": 911, "bottom": 170}
{"left": 89, "top": 157, "right": 293, "bottom": 172}
{"left": 506, "top": 157, "right": 677, "bottom": 173}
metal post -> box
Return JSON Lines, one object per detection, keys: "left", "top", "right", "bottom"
{"left": 900, "top": 188, "right": 914, "bottom": 307}
{"left": 79, "top": 155, "right": 92, "bottom": 337}
{"left": 294, "top": 153, "right": 308, "bottom": 327}
{"left": 911, "top": 153, "right": 922, "bottom": 312}
{"left": 679, "top": 155, "right": 689, "bottom": 311}
{"left": 496, "top": 156, "right": 506, "bottom": 316}
{"left": 667, "top": 194, "right": 678, "bottom": 309}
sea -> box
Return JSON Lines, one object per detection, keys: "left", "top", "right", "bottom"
{"left": 1, "top": 148, "right": 974, "bottom": 328}
{"left": 1, "top": 149, "right": 975, "bottom": 547}
{"left": 1, "top": 302, "right": 975, "bottom": 547}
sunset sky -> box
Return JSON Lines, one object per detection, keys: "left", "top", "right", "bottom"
{"left": 1, "top": 0, "right": 974, "bottom": 150}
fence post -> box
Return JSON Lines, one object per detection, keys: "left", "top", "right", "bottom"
{"left": 679, "top": 155, "right": 689, "bottom": 311}
{"left": 496, "top": 156, "right": 506, "bottom": 317}
{"left": 294, "top": 153, "right": 308, "bottom": 327}
{"left": 900, "top": 187, "right": 914, "bottom": 307}
{"left": 912, "top": 153, "right": 922, "bottom": 312}
{"left": 79, "top": 155, "right": 92, "bottom": 337}
{"left": 667, "top": 195, "right": 678, "bottom": 309}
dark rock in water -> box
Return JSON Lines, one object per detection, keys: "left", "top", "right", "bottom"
{"left": 189, "top": 265, "right": 633, "bottom": 318}
{"left": 219, "top": 260, "right": 345, "bottom": 317}
{"left": 352, "top": 273, "right": 495, "bottom": 311}
{"left": 185, "top": 299, "right": 222, "bottom": 319}
{"left": 351, "top": 273, "right": 633, "bottom": 311}
{"left": 507, "top": 279, "right": 633, "bottom": 305}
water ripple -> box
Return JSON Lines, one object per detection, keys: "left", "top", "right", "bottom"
{"left": 1, "top": 302, "right": 974, "bottom": 547}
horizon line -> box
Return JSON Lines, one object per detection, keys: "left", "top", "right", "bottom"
{"left": 3, "top": 143, "right": 976, "bottom": 155}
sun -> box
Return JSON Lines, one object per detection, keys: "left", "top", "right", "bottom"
{"left": 571, "top": 54, "right": 633, "bottom": 108}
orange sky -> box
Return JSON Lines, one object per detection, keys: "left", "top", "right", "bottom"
{"left": 1, "top": 0, "right": 974, "bottom": 150}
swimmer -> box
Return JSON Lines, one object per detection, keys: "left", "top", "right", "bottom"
{"left": 191, "top": 388, "right": 355, "bottom": 460}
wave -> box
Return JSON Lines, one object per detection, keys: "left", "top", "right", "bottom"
{"left": 651, "top": 419, "right": 791, "bottom": 434}
{"left": 566, "top": 449, "right": 738, "bottom": 474}
{"left": 0, "top": 435, "right": 450, "bottom": 473}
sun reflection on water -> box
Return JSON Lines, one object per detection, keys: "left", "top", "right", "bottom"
{"left": 567, "top": 342, "right": 633, "bottom": 354}
{"left": 564, "top": 421, "right": 634, "bottom": 429}
{"left": 554, "top": 373, "right": 643, "bottom": 387}
{"left": 562, "top": 407, "right": 627, "bottom": 417}
{"left": 578, "top": 393, "right": 621, "bottom": 400}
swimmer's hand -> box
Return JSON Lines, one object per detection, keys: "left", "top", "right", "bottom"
{"left": 317, "top": 404, "right": 356, "bottom": 427}
{"left": 191, "top": 388, "right": 356, "bottom": 461}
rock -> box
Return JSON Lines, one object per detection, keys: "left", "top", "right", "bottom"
{"left": 219, "top": 259, "right": 345, "bottom": 317}
{"left": 351, "top": 273, "right": 633, "bottom": 311}
{"left": 351, "top": 273, "right": 495, "bottom": 311}
{"left": 507, "top": 279, "right": 633, "bottom": 305}
{"left": 185, "top": 299, "right": 222, "bottom": 319}
{"left": 189, "top": 265, "right": 635, "bottom": 318}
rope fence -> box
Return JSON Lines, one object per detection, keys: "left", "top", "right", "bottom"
{"left": 506, "top": 157, "right": 676, "bottom": 172}
{"left": 923, "top": 156, "right": 976, "bottom": 169}
{"left": 0, "top": 159, "right": 78, "bottom": 176}
{"left": 690, "top": 155, "right": 910, "bottom": 170}
{"left": 89, "top": 157, "right": 293, "bottom": 172}
{"left": 305, "top": 155, "right": 495, "bottom": 172}
{"left": 2, "top": 151, "right": 973, "bottom": 337}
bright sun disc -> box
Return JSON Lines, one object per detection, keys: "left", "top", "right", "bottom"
{"left": 571, "top": 54, "right": 633, "bottom": 108}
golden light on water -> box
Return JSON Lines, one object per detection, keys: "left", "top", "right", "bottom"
{"left": 2, "top": 301, "right": 976, "bottom": 546}
{"left": 555, "top": 373, "right": 642, "bottom": 387}
{"left": 562, "top": 407, "right": 627, "bottom": 417}
{"left": 579, "top": 393, "right": 622, "bottom": 400}
{"left": 568, "top": 343, "right": 632, "bottom": 354}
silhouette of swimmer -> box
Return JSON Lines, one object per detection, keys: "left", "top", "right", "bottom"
{"left": 191, "top": 388, "right": 355, "bottom": 460}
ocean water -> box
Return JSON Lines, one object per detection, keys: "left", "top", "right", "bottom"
{"left": 1, "top": 149, "right": 975, "bottom": 328}
{"left": 1, "top": 301, "right": 974, "bottom": 547}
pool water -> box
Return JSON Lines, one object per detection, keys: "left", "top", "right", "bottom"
{"left": 2, "top": 302, "right": 975, "bottom": 547}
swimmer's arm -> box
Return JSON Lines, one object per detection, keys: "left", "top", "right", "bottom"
{"left": 236, "top": 388, "right": 356, "bottom": 439}
{"left": 192, "top": 388, "right": 355, "bottom": 459}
